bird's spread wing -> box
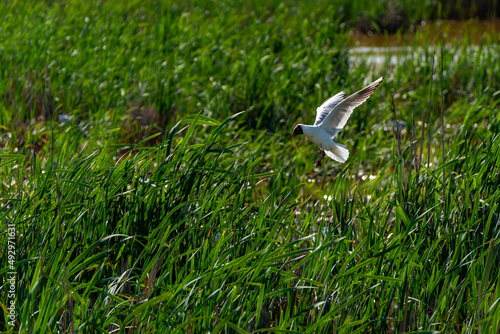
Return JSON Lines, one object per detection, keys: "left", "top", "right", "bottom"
{"left": 314, "top": 91, "right": 345, "bottom": 126}
{"left": 319, "top": 77, "right": 383, "bottom": 137}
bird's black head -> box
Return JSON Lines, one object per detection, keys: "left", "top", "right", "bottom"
{"left": 291, "top": 125, "right": 303, "bottom": 139}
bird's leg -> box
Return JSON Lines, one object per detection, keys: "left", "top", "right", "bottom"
{"left": 314, "top": 150, "right": 326, "bottom": 167}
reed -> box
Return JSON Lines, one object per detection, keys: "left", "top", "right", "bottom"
{"left": 1, "top": 1, "right": 499, "bottom": 333}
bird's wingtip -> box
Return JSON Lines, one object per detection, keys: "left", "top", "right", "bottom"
{"left": 371, "top": 77, "right": 384, "bottom": 88}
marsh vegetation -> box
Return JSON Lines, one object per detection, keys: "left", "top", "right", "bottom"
{"left": 1, "top": 1, "right": 499, "bottom": 332}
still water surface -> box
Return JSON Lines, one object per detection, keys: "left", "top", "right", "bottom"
{"left": 349, "top": 20, "right": 500, "bottom": 70}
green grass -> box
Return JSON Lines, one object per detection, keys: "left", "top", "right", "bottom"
{"left": 1, "top": 1, "right": 500, "bottom": 333}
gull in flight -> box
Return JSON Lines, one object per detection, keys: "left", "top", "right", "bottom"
{"left": 291, "top": 77, "right": 383, "bottom": 167}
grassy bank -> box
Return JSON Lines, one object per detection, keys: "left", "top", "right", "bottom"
{"left": 1, "top": 1, "right": 500, "bottom": 333}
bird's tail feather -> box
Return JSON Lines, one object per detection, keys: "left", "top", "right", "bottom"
{"left": 325, "top": 143, "right": 349, "bottom": 163}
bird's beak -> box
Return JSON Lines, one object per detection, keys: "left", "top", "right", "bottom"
{"left": 291, "top": 133, "right": 296, "bottom": 139}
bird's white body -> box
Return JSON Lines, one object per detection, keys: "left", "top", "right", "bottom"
{"left": 291, "top": 77, "right": 383, "bottom": 166}
{"left": 300, "top": 125, "right": 349, "bottom": 163}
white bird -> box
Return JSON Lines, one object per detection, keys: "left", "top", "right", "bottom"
{"left": 291, "top": 77, "right": 383, "bottom": 167}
